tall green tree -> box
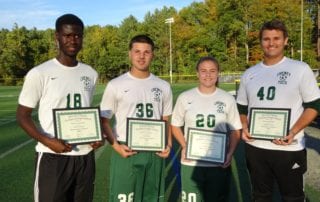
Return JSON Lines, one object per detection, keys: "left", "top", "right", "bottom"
{"left": 113, "top": 15, "right": 141, "bottom": 77}
{"left": 0, "top": 25, "right": 29, "bottom": 80}
{"left": 1, "top": 0, "right": 319, "bottom": 84}
{"left": 141, "top": 6, "right": 177, "bottom": 76}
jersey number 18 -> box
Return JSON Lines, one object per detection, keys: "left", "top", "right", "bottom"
{"left": 66, "top": 93, "right": 82, "bottom": 108}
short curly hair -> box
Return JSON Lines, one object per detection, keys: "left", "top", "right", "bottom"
{"left": 55, "top": 13, "right": 84, "bottom": 32}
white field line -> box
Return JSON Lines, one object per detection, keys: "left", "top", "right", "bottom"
{"left": 0, "top": 139, "right": 34, "bottom": 159}
{"left": 0, "top": 111, "right": 37, "bottom": 126}
{"left": 0, "top": 139, "right": 108, "bottom": 160}
{"left": 0, "top": 118, "right": 16, "bottom": 126}
{"left": 0, "top": 94, "right": 18, "bottom": 98}
{"left": 0, "top": 100, "right": 105, "bottom": 159}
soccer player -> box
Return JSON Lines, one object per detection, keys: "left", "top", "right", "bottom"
{"left": 237, "top": 19, "right": 320, "bottom": 201}
{"left": 16, "top": 14, "right": 103, "bottom": 202}
{"left": 100, "top": 34, "right": 173, "bottom": 202}
{"left": 171, "top": 56, "right": 242, "bottom": 202}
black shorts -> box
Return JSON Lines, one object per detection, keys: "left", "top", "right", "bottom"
{"left": 245, "top": 144, "right": 306, "bottom": 202}
{"left": 34, "top": 151, "right": 95, "bottom": 202}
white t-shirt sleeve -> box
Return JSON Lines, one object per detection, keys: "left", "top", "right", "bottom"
{"left": 162, "top": 85, "right": 173, "bottom": 117}
{"left": 100, "top": 82, "right": 116, "bottom": 119}
{"left": 171, "top": 94, "right": 185, "bottom": 127}
{"left": 299, "top": 65, "right": 320, "bottom": 102}
{"left": 18, "top": 69, "right": 42, "bottom": 108}
{"left": 236, "top": 72, "right": 249, "bottom": 106}
{"left": 227, "top": 98, "right": 242, "bottom": 130}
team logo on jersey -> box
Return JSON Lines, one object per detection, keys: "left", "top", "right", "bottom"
{"left": 151, "top": 87, "right": 162, "bottom": 102}
{"left": 214, "top": 101, "right": 226, "bottom": 113}
{"left": 277, "top": 71, "right": 291, "bottom": 85}
{"left": 80, "top": 76, "right": 93, "bottom": 91}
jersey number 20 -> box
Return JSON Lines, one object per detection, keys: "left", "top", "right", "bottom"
{"left": 196, "top": 114, "right": 215, "bottom": 128}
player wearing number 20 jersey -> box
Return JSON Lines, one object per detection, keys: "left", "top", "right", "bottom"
{"left": 171, "top": 56, "right": 241, "bottom": 202}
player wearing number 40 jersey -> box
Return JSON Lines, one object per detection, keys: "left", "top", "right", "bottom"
{"left": 100, "top": 34, "right": 173, "bottom": 202}
{"left": 237, "top": 19, "right": 320, "bottom": 202}
{"left": 17, "top": 14, "right": 103, "bottom": 202}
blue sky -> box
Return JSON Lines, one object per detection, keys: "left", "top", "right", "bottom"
{"left": 0, "top": 0, "right": 201, "bottom": 30}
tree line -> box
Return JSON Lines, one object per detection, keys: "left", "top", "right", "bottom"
{"left": 0, "top": 0, "right": 318, "bottom": 85}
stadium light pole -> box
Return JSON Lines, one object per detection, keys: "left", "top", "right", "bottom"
{"left": 165, "top": 17, "right": 174, "bottom": 84}
{"left": 300, "top": 0, "right": 303, "bottom": 61}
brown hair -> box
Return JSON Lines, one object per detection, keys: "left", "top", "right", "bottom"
{"left": 259, "top": 19, "right": 288, "bottom": 41}
{"left": 196, "top": 56, "right": 220, "bottom": 86}
{"left": 129, "top": 34, "right": 155, "bottom": 51}
{"left": 196, "top": 56, "right": 220, "bottom": 71}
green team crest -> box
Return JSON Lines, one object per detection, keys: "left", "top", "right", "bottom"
{"left": 214, "top": 101, "right": 226, "bottom": 114}
{"left": 80, "top": 76, "right": 93, "bottom": 91}
{"left": 277, "top": 71, "right": 291, "bottom": 85}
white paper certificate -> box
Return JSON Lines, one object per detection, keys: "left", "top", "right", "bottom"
{"left": 126, "top": 118, "right": 166, "bottom": 151}
{"left": 53, "top": 107, "right": 103, "bottom": 144}
{"left": 249, "top": 108, "right": 291, "bottom": 140}
{"left": 186, "top": 128, "right": 227, "bottom": 164}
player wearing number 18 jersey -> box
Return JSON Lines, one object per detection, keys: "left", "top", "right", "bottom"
{"left": 17, "top": 14, "right": 103, "bottom": 202}
{"left": 237, "top": 19, "right": 320, "bottom": 201}
{"left": 100, "top": 35, "right": 173, "bottom": 202}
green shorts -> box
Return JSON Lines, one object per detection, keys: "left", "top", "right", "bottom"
{"left": 109, "top": 150, "right": 165, "bottom": 202}
{"left": 181, "top": 164, "right": 231, "bottom": 202}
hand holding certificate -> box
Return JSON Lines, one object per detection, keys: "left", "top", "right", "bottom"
{"left": 186, "top": 128, "right": 227, "bottom": 164}
{"left": 126, "top": 118, "right": 166, "bottom": 151}
{"left": 249, "top": 108, "right": 291, "bottom": 140}
{"left": 53, "top": 107, "right": 103, "bottom": 144}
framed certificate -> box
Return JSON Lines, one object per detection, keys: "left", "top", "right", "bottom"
{"left": 53, "top": 107, "right": 103, "bottom": 144}
{"left": 249, "top": 108, "right": 291, "bottom": 140}
{"left": 126, "top": 118, "right": 166, "bottom": 151}
{"left": 186, "top": 128, "right": 227, "bottom": 164}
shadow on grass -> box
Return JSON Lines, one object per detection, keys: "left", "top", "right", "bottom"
{"left": 305, "top": 133, "right": 320, "bottom": 155}
{"left": 229, "top": 141, "right": 252, "bottom": 202}
{"left": 164, "top": 138, "right": 320, "bottom": 202}
{"left": 165, "top": 140, "right": 253, "bottom": 202}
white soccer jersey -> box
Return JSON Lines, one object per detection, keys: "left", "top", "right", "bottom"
{"left": 237, "top": 57, "right": 320, "bottom": 151}
{"left": 100, "top": 72, "right": 173, "bottom": 142}
{"left": 171, "top": 87, "right": 242, "bottom": 167}
{"left": 18, "top": 58, "right": 98, "bottom": 155}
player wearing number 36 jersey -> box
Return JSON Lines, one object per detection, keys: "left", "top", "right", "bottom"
{"left": 100, "top": 72, "right": 172, "bottom": 142}
{"left": 100, "top": 34, "right": 173, "bottom": 202}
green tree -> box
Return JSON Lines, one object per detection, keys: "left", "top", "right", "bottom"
{"left": 141, "top": 6, "right": 177, "bottom": 76}
{"left": 0, "top": 24, "right": 30, "bottom": 83}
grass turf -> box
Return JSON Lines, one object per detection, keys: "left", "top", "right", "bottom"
{"left": 0, "top": 83, "right": 319, "bottom": 202}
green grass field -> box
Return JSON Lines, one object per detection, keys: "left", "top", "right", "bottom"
{"left": 0, "top": 83, "right": 319, "bottom": 202}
